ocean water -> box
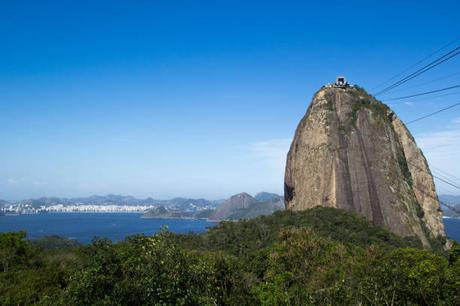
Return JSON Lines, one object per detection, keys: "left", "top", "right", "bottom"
{"left": 0, "top": 213, "right": 217, "bottom": 244}
{"left": 444, "top": 217, "right": 460, "bottom": 243}
{"left": 0, "top": 213, "right": 459, "bottom": 244}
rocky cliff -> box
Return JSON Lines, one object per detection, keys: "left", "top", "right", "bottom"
{"left": 284, "top": 85, "right": 445, "bottom": 247}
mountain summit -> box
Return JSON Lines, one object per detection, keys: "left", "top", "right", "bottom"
{"left": 284, "top": 84, "right": 445, "bottom": 247}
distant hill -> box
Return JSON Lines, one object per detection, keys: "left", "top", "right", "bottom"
{"left": 209, "top": 192, "right": 284, "bottom": 221}
{"left": 142, "top": 192, "right": 285, "bottom": 221}
{"left": 254, "top": 192, "right": 283, "bottom": 203}
{"left": 210, "top": 192, "right": 258, "bottom": 220}
{"left": 225, "top": 201, "right": 284, "bottom": 220}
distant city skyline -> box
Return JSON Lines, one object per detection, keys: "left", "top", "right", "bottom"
{"left": 1, "top": 0, "right": 460, "bottom": 200}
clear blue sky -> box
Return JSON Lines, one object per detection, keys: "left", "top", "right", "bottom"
{"left": 1, "top": 0, "right": 460, "bottom": 200}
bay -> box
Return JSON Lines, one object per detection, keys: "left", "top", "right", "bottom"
{"left": 444, "top": 217, "right": 460, "bottom": 243}
{"left": 0, "top": 213, "right": 217, "bottom": 244}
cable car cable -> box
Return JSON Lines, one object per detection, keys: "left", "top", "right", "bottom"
{"left": 432, "top": 165, "right": 460, "bottom": 183}
{"left": 406, "top": 101, "right": 460, "bottom": 125}
{"left": 375, "top": 46, "right": 460, "bottom": 96}
{"left": 384, "top": 84, "right": 460, "bottom": 101}
{"left": 371, "top": 36, "right": 460, "bottom": 92}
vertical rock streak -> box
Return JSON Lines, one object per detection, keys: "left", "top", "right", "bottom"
{"left": 356, "top": 127, "right": 384, "bottom": 226}
{"left": 334, "top": 93, "right": 355, "bottom": 212}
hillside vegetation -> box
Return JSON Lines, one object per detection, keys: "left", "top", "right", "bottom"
{"left": 1, "top": 207, "right": 459, "bottom": 305}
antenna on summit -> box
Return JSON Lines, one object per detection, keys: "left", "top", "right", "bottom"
{"left": 324, "top": 76, "right": 351, "bottom": 88}
{"left": 334, "top": 76, "right": 349, "bottom": 88}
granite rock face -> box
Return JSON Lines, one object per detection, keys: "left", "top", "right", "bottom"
{"left": 284, "top": 86, "right": 445, "bottom": 247}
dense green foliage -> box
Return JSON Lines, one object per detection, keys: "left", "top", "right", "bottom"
{"left": 0, "top": 232, "right": 82, "bottom": 305}
{"left": 1, "top": 208, "right": 459, "bottom": 305}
